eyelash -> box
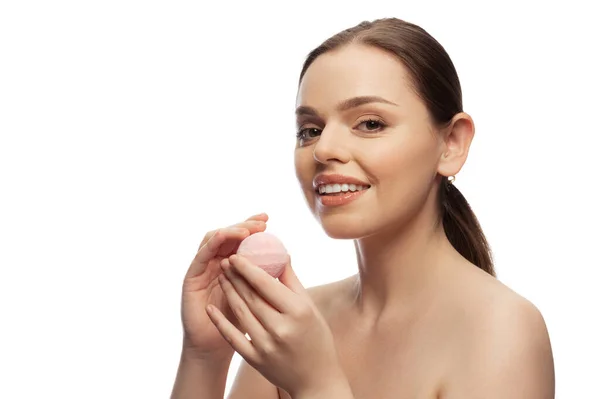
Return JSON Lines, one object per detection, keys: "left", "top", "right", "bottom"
{"left": 295, "top": 118, "right": 387, "bottom": 140}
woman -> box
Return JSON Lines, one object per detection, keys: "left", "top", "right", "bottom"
{"left": 171, "top": 18, "right": 555, "bottom": 399}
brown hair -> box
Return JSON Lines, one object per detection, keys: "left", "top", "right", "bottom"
{"left": 298, "top": 18, "right": 495, "bottom": 276}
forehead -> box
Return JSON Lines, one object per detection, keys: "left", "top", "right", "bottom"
{"left": 296, "top": 44, "right": 414, "bottom": 108}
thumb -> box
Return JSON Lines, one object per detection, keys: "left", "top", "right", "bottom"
{"left": 277, "top": 255, "right": 305, "bottom": 295}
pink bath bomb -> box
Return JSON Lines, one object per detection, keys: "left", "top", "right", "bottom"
{"left": 236, "top": 232, "right": 288, "bottom": 278}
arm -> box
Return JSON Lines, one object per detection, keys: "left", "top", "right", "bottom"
{"left": 291, "top": 378, "right": 354, "bottom": 399}
{"left": 228, "top": 359, "right": 354, "bottom": 399}
{"left": 227, "top": 359, "right": 280, "bottom": 399}
{"left": 448, "top": 298, "right": 555, "bottom": 398}
{"left": 170, "top": 350, "right": 230, "bottom": 399}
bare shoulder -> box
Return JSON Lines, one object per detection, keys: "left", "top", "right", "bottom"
{"left": 305, "top": 274, "right": 356, "bottom": 315}
{"left": 452, "top": 264, "right": 551, "bottom": 337}
{"left": 442, "top": 264, "right": 555, "bottom": 398}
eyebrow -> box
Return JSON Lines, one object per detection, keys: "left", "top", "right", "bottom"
{"left": 295, "top": 95, "right": 398, "bottom": 117}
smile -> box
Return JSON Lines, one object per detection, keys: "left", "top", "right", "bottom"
{"left": 312, "top": 173, "right": 371, "bottom": 207}
{"left": 316, "top": 183, "right": 369, "bottom": 195}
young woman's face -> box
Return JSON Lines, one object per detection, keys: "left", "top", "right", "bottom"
{"left": 294, "top": 44, "right": 447, "bottom": 239}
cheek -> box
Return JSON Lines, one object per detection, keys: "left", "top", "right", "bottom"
{"left": 363, "top": 135, "right": 439, "bottom": 203}
{"left": 294, "top": 149, "right": 316, "bottom": 199}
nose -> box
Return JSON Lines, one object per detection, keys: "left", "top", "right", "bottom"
{"left": 312, "top": 125, "right": 350, "bottom": 164}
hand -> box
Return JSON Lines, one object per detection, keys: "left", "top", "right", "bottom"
{"left": 179, "top": 213, "right": 268, "bottom": 362}
{"left": 206, "top": 254, "right": 347, "bottom": 397}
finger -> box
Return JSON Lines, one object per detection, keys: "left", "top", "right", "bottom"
{"left": 217, "top": 271, "right": 271, "bottom": 347}
{"left": 277, "top": 256, "right": 307, "bottom": 295}
{"left": 227, "top": 254, "right": 298, "bottom": 313}
{"left": 186, "top": 227, "right": 249, "bottom": 278}
{"left": 217, "top": 220, "right": 268, "bottom": 255}
{"left": 206, "top": 304, "right": 259, "bottom": 363}
{"left": 245, "top": 212, "right": 269, "bottom": 222}
{"left": 235, "top": 219, "right": 268, "bottom": 236}
{"left": 227, "top": 219, "right": 267, "bottom": 232}
{"left": 198, "top": 229, "right": 217, "bottom": 250}
{"left": 227, "top": 213, "right": 268, "bottom": 230}
{"left": 221, "top": 258, "right": 282, "bottom": 332}
{"left": 188, "top": 214, "right": 269, "bottom": 278}
{"left": 198, "top": 214, "right": 267, "bottom": 251}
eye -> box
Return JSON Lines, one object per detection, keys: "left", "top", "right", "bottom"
{"left": 296, "top": 127, "right": 322, "bottom": 142}
{"left": 356, "top": 118, "right": 386, "bottom": 132}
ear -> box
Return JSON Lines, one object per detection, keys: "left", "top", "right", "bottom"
{"left": 437, "top": 112, "right": 475, "bottom": 178}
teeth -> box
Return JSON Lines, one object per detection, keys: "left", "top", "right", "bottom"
{"left": 318, "top": 183, "right": 369, "bottom": 194}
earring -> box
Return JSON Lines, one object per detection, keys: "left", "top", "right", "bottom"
{"left": 448, "top": 175, "right": 455, "bottom": 184}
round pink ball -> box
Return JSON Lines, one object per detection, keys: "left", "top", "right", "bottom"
{"left": 236, "top": 232, "right": 288, "bottom": 278}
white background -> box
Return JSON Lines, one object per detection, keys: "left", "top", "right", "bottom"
{"left": 1, "top": 1, "right": 598, "bottom": 398}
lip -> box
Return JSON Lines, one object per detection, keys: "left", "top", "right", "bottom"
{"left": 317, "top": 189, "right": 368, "bottom": 207}
{"left": 312, "top": 173, "right": 371, "bottom": 191}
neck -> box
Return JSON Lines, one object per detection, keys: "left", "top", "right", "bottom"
{"left": 350, "top": 198, "right": 461, "bottom": 323}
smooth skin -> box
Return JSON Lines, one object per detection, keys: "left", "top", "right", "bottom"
{"left": 207, "top": 254, "right": 352, "bottom": 398}
{"left": 171, "top": 213, "right": 269, "bottom": 399}
{"left": 180, "top": 213, "right": 269, "bottom": 361}
{"left": 174, "top": 43, "right": 555, "bottom": 399}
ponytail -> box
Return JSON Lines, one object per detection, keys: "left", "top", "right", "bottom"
{"left": 439, "top": 177, "right": 495, "bottom": 276}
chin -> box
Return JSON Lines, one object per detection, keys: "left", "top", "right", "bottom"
{"left": 314, "top": 210, "right": 375, "bottom": 239}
